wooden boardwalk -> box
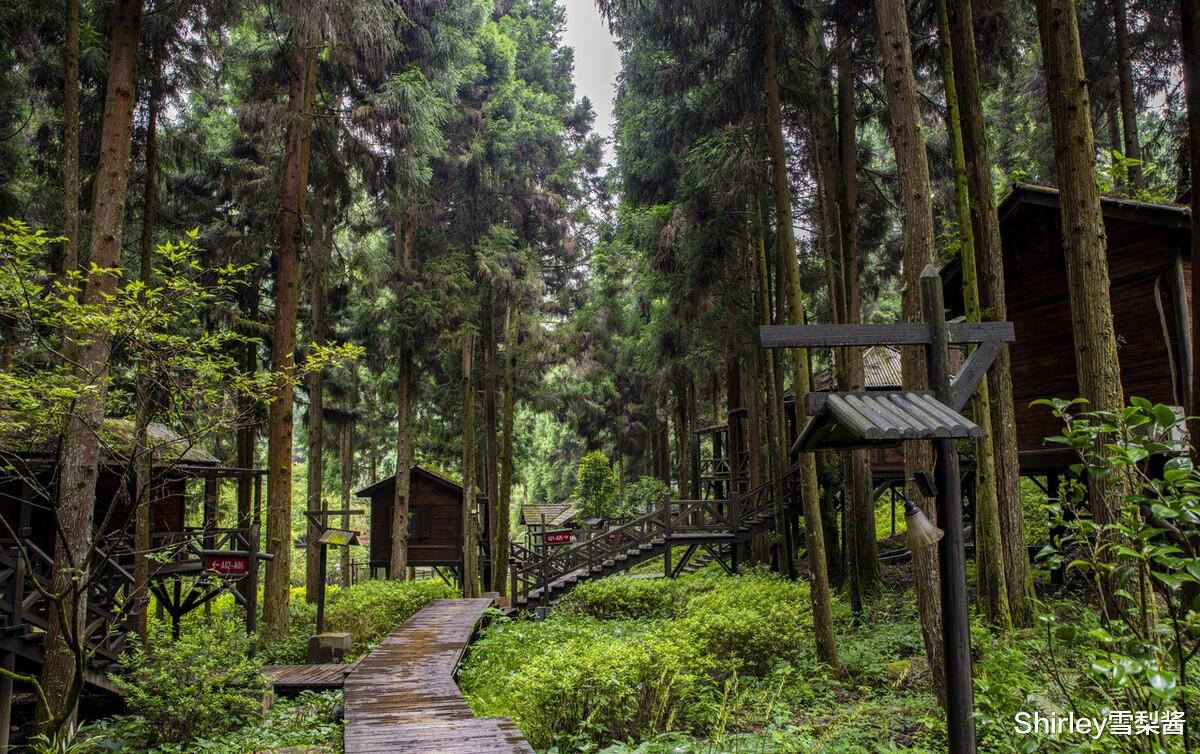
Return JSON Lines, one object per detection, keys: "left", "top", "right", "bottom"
{"left": 262, "top": 658, "right": 362, "bottom": 691}
{"left": 343, "top": 598, "right": 533, "bottom": 753}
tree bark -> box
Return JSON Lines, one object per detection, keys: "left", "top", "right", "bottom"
{"left": 493, "top": 304, "right": 517, "bottom": 593}
{"left": 305, "top": 197, "right": 326, "bottom": 603}
{"left": 61, "top": 0, "right": 81, "bottom": 277}
{"left": 484, "top": 305, "right": 500, "bottom": 589}
{"left": 935, "top": 0, "right": 1011, "bottom": 631}
{"left": 1185, "top": 0, "right": 1200, "bottom": 454}
{"left": 948, "top": 0, "right": 1035, "bottom": 627}
{"left": 38, "top": 0, "right": 144, "bottom": 730}
{"left": 263, "top": 30, "right": 319, "bottom": 640}
{"left": 461, "top": 334, "right": 480, "bottom": 597}
{"left": 1035, "top": 0, "right": 1127, "bottom": 528}
{"left": 390, "top": 195, "right": 417, "bottom": 578}
{"left": 874, "top": 0, "right": 945, "bottom": 704}
{"left": 764, "top": 0, "right": 839, "bottom": 669}
{"left": 339, "top": 400, "right": 354, "bottom": 587}
{"left": 1111, "top": 0, "right": 1143, "bottom": 190}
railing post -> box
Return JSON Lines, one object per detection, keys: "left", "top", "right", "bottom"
{"left": 662, "top": 495, "right": 672, "bottom": 578}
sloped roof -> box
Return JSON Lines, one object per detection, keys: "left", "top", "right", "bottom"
{"left": 795, "top": 391, "right": 982, "bottom": 451}
{"left": 2, "top": 418, "right": 219, "bottom": 466}
{"left": 812, "top": 345, "right": 903, "bottom": 391}
{"left": 520, "top": 500, "right": 578, "bottom": 527}
{"left": 356, "top": 465, "right": 470, "bottom": 498}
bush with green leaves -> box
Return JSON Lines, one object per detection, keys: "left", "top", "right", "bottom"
{"left": 109, "top": 616, "right": 266, "bottom": 747}
{"left": 620, "top": 475, "right": 670, "bottom": 516}
{"left": 574, "top": 449, "right": 620, "bottom": 519}
{"left": 558, "top": 574, "right": 691, "bottom": 619}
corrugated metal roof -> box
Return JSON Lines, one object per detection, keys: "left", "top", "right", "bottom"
{"left": 795, "top": 391, "right": 982, "bottom": 451}
{"left": 812, "top": 345, "right": 903, "bottom": 391}
{"left": 520, "top": 501, "right": 578, "bottom": 526}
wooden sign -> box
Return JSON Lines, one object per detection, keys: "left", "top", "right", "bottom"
{"left": 203, "top": 553, "right": 250, "bottom": 578}
{"left": 542, "top": 529, "right": 573, "bottom": 546}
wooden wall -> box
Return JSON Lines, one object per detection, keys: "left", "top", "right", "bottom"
{"left": 999, "top": 203, "right": 1189, "bottom": 469}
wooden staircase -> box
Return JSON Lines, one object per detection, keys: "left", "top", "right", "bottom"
{"left": 508, "top": 469, "right": 798, "bottom": 612}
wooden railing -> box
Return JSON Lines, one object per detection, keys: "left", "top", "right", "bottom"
{"left": 509, "top": 465, "right": 801, "bottom": 606}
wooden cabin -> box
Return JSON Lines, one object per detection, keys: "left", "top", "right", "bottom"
{"left": 0, "top": 420, "right": 264, "bottom": 693}
{"left": 944, "top": 182, "right": 1193, "bottom": 472}
{"left": 357, "top": 466, "right": 489, "bottom": 580}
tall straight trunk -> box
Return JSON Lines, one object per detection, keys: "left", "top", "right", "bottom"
{"left": 949, "top": 0, "right": 1034, "bottom": 627}
{"left": 1185, "top": 0, "right": 1200, "bottom": 452}
{"left": 673, "top": 373, "right": 689, "bottom": 498}
{"left": 764, "top": 0, "right": 839, "bottom": 668}
{"left": 339, "top": 408, "right": 354, "bottom": 587}
{"left": 235, "top": 292, "right": 258, "bottom": 608}
{"left": 264, "top": 31, "right": 319, "bottom": 640}
{"left": 461, "top": 335, "right": 480, "bottom": 597}
{"left": 874, "top": 0, "right": 945, "bottom": 704}
{"left": 935, "top": 0, "right": 1011, "bottom": 631}
{"left": 38, "top": 0, "right": 144, "bottom": 730}
{"left": 304, "top": 198, "right": 328, "bottom": 601}
{"left": 132, "top": 37, "right": 163, "bottom": 644}
{"left": 1035, "top": 0, "right": 1127, "bottom": 530}
{"left": 1111, "top": 0, "right": 1143, "bottom": 190}
{"left": 755, "top": 205, "right": 787, "bottom": 577}
{"left": 391, "top": 195, "right": 416, "bottom": 578}
{"left": 493, "top": 304, "right": 516, "bottom": 594}
{"left": 835, "top": 26, "right": 879, "bottom": 604}
{"left": 61, "top": 0, "right": 80, "bottom": 276}
{"left": 484, "top": 306, "right": 500, "bottom": 587}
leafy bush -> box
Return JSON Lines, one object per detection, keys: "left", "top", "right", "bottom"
{"left": 558, "top": 575, "right": 689, "bottom": 619}
{"left": 620, "top": 475, "right": 670, "bottom": 515}
{"left": 109, "top": 616, "right": 266, "bottom": 747}
{"left": 574, "top": 449, "right": 619, "bottom": 519}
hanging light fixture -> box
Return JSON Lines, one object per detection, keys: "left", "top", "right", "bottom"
{"left": 904, "top": 498, "right": 944, "bottom": 551}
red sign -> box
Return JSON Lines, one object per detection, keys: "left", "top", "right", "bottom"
{"left": 204, "top": 554, "right": 250, "bottom": 578}
{"left": 543, "top": 529, "right": 573, "bottom": 546}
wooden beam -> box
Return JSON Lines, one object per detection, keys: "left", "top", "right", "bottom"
{"left": 949, "top": 340, "right": 1003, "bottom": 411}
{"left": 759, "top": 321, "right": 1013, "bottom": 348}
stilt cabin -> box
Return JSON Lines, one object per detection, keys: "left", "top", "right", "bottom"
{"left": 0, "top": 420, "right": 265, "bottom": 694}
{"left": 943, "top": 182, "right": 1193, "bottom": 472}
{"left": 357, "top": 466, "right": 489, "bottom": 581}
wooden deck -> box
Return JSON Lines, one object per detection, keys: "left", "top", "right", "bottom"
{"left": 262, "top": 658, "right": 362, "bottom": 691}
{"left": 343, "top": 598, "right": 533, "bottom": 753}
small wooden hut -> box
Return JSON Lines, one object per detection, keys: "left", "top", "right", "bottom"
{"left": 943, "top": 182, "right": 1192, "bottom": 472}
{"left": 357, "top": 466, "right": 489, "bottom": 581}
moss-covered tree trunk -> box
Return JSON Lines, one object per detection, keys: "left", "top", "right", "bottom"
{"left": 935, "top": 0, "right": 1011, "bottom": 631}
{"left": 948, "top": 0, "right": 1034, "bottom": 627}
{"left": 873, "top": 0, "right": 945, "bottom": 704}
{"left": 305, "top": 196, "right": 326, "bottom": 603}
{"left": 484, "top": 305, "right": 500, "bottom": 589}
{"left": 493, "top": 304, "right": 517, "bottom": 594}
{"left": 391, "top": 193, "right": 416, "bottom": 579}
{"left": 461, "top": 334, "right": 480, "bottom": 597}
{"left": 763, "top": 0, "right": 838, "bottom": 668}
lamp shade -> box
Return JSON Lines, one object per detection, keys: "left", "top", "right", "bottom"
{"left": 904, "top": 499, "right": 944, "bottom": 550}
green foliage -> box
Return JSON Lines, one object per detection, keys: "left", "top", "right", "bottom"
{"left": 109, "top": 616, "right": 265, "bottom": 747}
{"left": 558, "top": 573, "right": 715, "bottom": 619}
{"left": 574, "top": 449, "right": 620, "bottom": 519}
{"left": 620, "top": 475, "right": 669, "bottom": 516}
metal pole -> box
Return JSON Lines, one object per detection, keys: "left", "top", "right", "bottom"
{"left": 921, "top": 266, "right": 976, "bottom": 754}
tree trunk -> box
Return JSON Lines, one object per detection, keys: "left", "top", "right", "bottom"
{"left": 461, "top": 334, "right": 480, "bottom": 597}
{"left": 305, "top": 197, "right": 326, "bottom": 603}
{"left": 263, "top": 31, "right": 319, "bottom": 641}
{"left": 755, "top": 204, "right": 787, "bottom": 577}
{"left": 874, "top": 0, "right": 945, "bottom": 704}
{"left": 494, "top": 303, "right": 517, "bottom": 593}
{"left": 1185, "top": 0, "right": 1200, "bottom": 455}
{"left": 391, "top": 195, "right": 417, "bottom": 579}
{"left": 948, "top": 0, "right": 1034, "bottom": 627}
{"left": 61, "top": 0, "right": 81, "bottom": 277}
{"left": 834, "top": 25, "right": 879, "bottom": 605}
{"left": 764, "top": 0, "right": 839, "bottom": 669}
{"left": 1111, "top": 0, "right": 1143, "bottom": 190}
{"left": 484, "top": 306, "right": 500, "bottom": 590}
{"left": 38, "top": 0, "right": 144, "bottom": 730}
{"left": 1035, "top": 0, "right": 1127, "bottom": 529}
{"left": 673, "top": 373, "right": 689, "bottom": 498}
{"left": 340, "top": 405, "right": 354, "bottom": 587}
{"left": 935, "top": 0, "right": 1011, "bottom": 631}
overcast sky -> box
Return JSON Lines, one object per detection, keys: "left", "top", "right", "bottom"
{"left": 560, "top": 0, "right": 620, "bottom": 162}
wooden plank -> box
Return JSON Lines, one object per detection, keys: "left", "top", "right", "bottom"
{"left": 759, "top": 322, "right": 1014, "bottom": 349}
{"left": 343, "top": 598, "right": 533, "bottom": 754}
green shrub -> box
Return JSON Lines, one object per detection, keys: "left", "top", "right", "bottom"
{"left": 558, "top": 575, "right": 682, "bottom": 619}
{"left": 574, "top": 449, "right": 619, "bottom": 518}
{"left": 620, "top": 475, "right": 670, "bottom": 515}
{"left": 680, "top": 572, "right": 811, "bottom": 674}
{"left": 110, "top": 616, "right": 266, "bottom": 747}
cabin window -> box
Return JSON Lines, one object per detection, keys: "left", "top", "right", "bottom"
{"left": 408, "top": 507, "right": 427, "bottom": 540}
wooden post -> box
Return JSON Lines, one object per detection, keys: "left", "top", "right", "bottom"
{"left": 663, "top": 495, "right": 672, "bottom": 578}
{"left": 921, "top": 266, "right": 977, "bottom": 754}
{"left": 247, "top": 473, "right": 262, "bottom": 637}
{"left": 316, "top": 541, "right": 328, "bottom": 633}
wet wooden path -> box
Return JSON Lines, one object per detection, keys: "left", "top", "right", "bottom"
{"left": 343, "top": 597, "right": 533, "bottom": 753}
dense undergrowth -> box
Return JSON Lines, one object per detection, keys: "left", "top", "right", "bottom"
{"left": 461, "top": 569, "right": 1186, "bottom": 754}
{"left": 57, "top": 578, "right": 454, "bottom": 753}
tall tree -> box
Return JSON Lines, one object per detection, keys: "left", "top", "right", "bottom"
{"left": 947, "top": 0, "right": 1035, "bottom": 627}
{"left": 934, "top": 0, "right": 1010, "bottom": 631}
{"left": 1111, "top": 0, "right": 1144, "bottom": 190}
{"left": 461, "top": 333, "right": 480, "bottom": 597}
{"left": 763, "top": 0, "right": 839, "bottom": 669}
{"left": 873, "top": 0, "right": 945, "bottom": 703}
{"left": 1186, "top": 0, "right": 1200, "bottom": 453}
{"left": 38, "top": 0, "right": 145, "bottom": 728}
{"left": 1035, "top": 0, "right": 1127, "bottom": 533}
{"left": 61, "top": 0, "right": 80, "bottom": 276}
{"left": 305, "top": 196, "right": 327, "bottom": 602}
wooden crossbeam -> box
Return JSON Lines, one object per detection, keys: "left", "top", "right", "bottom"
{"left": 759, "top": 321, "right": 1013, "bottom": 348}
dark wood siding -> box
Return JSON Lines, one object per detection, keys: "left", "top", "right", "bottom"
{"left": 365, "top": 470, "right": 464, "bottom": 568}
